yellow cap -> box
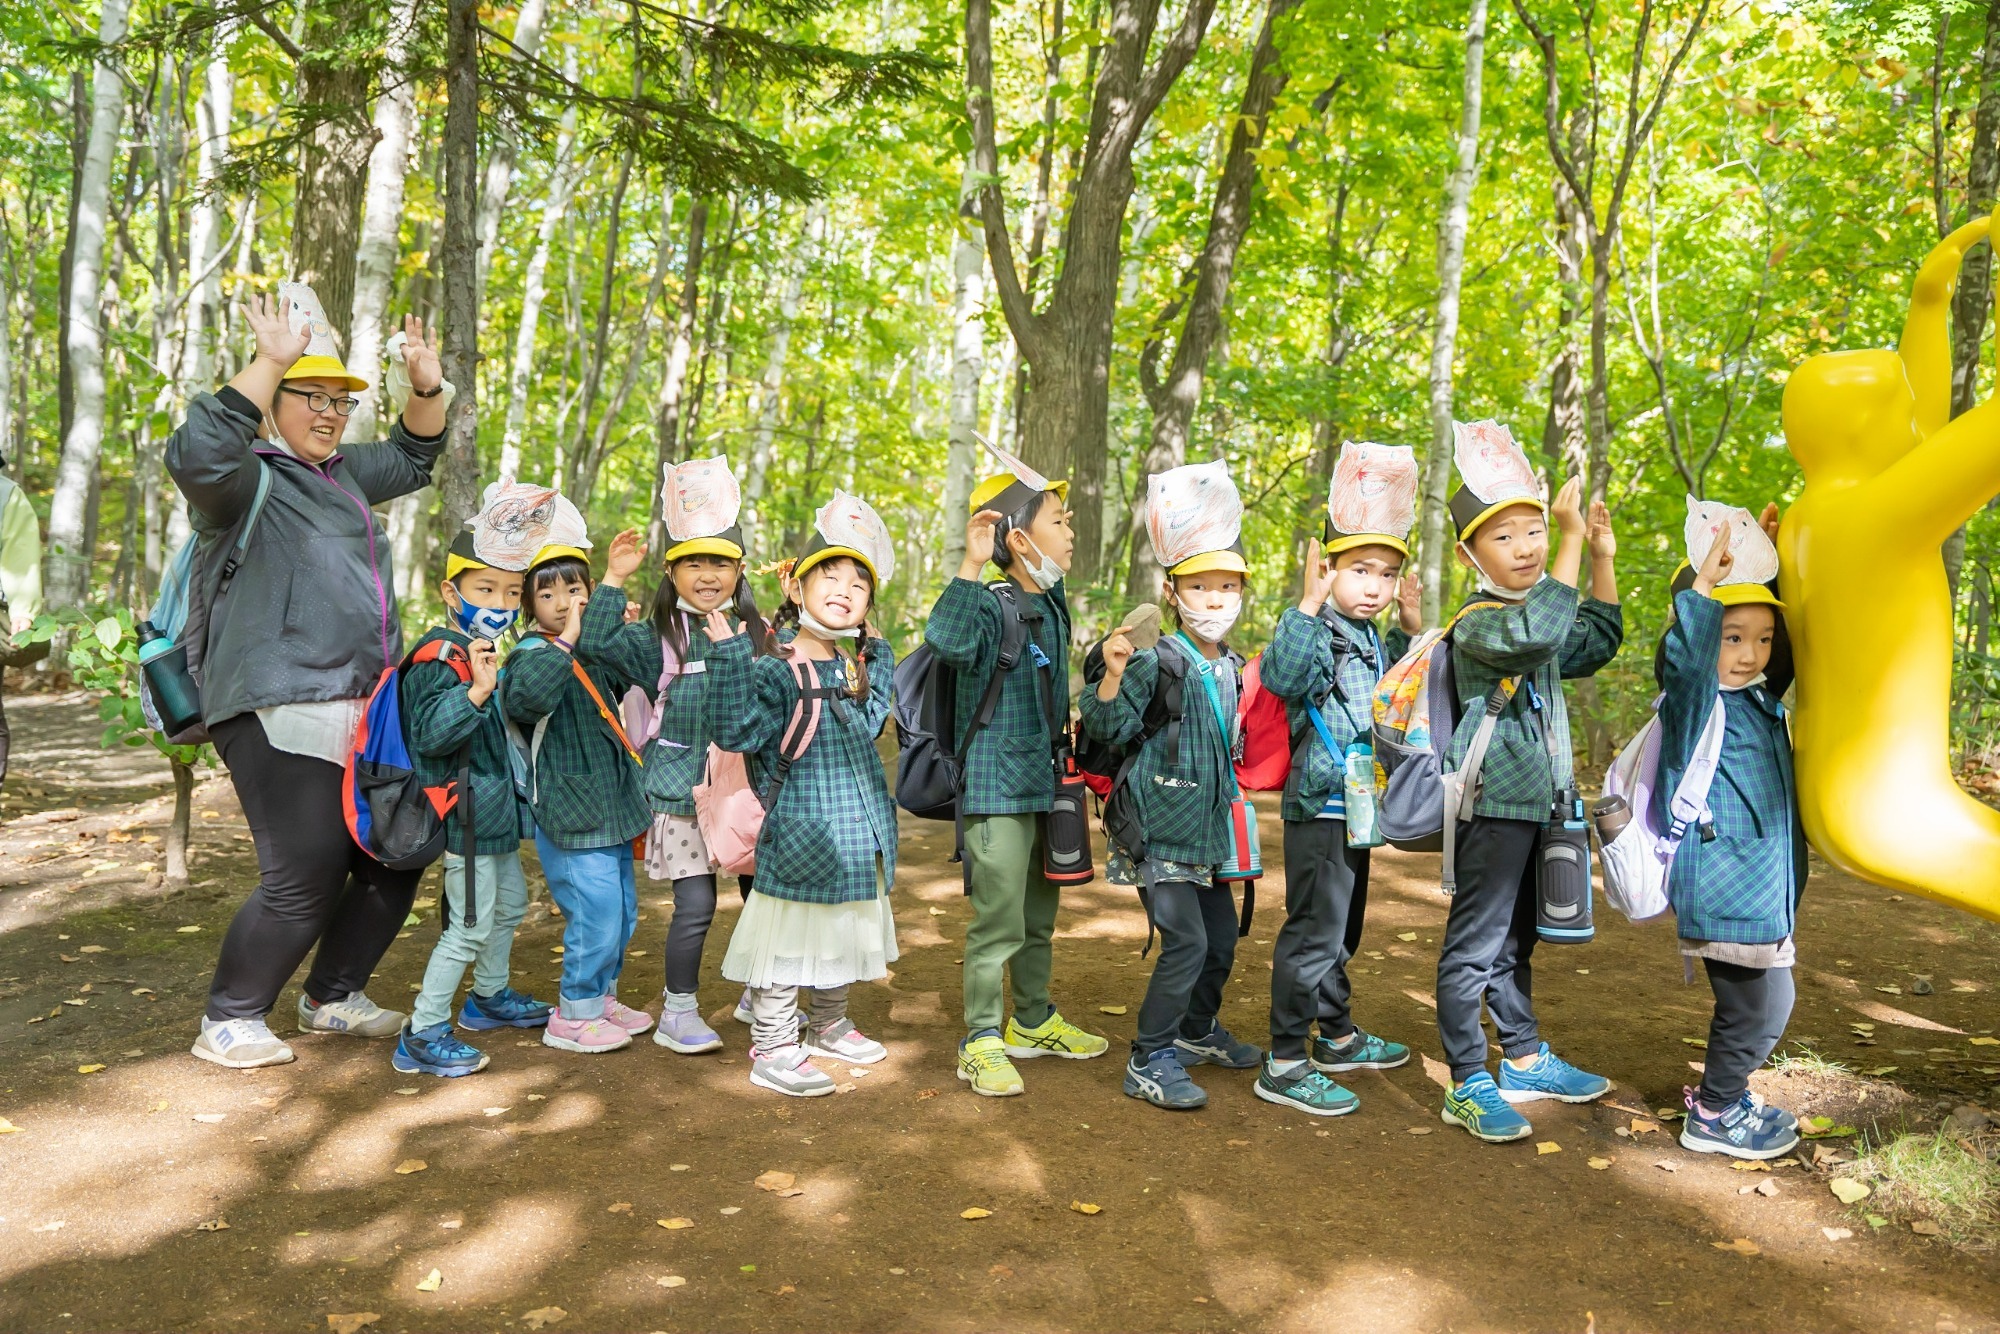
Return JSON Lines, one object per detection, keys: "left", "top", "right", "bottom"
{"left": 283, "top": 354, "right": 369, "bottom": 392}
{"left": 444, "top": 552, "right": 487, "bottom": 582}
{"left": 665, "top": 535, "right": 745, "bottom": 563}
{"left": 1713, "top": 582, "right": 1784, "bottom": 609}
{"left": 970, "top": 473, "right": 1069, "bottom": 515}
{"left": 1168, "top": 549, "right": 1250, "bottom": 577}
{"left": 794, "top": 545, "right": 877, "bottom": 584}
{"left": 1324, "top": 532, "right": 1411, "bottom": 558}
{"left": 529, "top": 544, "right": 591, "bottom": 571}
{"left": 1457, "top": 496, "right": 1547, "bottom": 542}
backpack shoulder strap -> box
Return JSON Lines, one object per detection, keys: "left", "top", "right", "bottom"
{"left": 1144, "top": 636, "right": 1191, "bottom": 769}
{"left": 761, "top": 654, "right": 841, "bottom": 809}
{"left": 953, "top": 583, "right": 1028, "bottom": 767}
{"left": 1665, "top": 695, "right": 1730, "bottom": 837}
{"left": 407, "top": 637, "right": 474, "bottom": 684}
{"left": 217, "top": 460, "right": 273, "bottom": 596}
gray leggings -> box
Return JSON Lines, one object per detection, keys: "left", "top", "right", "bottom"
{"left": 749, "top": 982, "right": 849, "bottom": 1053}
{"left": 1133, "top": 879, "right": 1239, "bottom": 1059}
{"left": 1699, "top": 959, "right": 1795, "bottom": 1108}
{"left": 661, "top": 874, "right": 752, "bottom": 995}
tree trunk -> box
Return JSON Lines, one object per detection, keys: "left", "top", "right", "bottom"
{"left": 498, "top": 62, "right": 581, "bottom": 481}
{"left": 1945, "top": 0, "right": 2000, "bottom": 597}
{"left": 1124, "top": 0, "right": 1300, "bottom": 599}
{"left": 646, "top": 200, "right": 710, "bottom": 553}
{"left": 559, "top": 147, "right": 637, "bottom": 495}
{"left": 344, "top": 0, "right": 421, "bottom": 444}
{"left": 474, "top": 0, "right": 550, "bottom": 311}
{"left": 45, "top": 0, "right": 132, "bottom": 613}
{"left": 288, "top": 0, "right": 383, "bottom": 344}
{"left": 181, "top": 24, "right": 235, "bottom": 406}
{"left": 437, "top": 0, "right": 481, "bottom": 541}
{"left": 0, "top": 247, "right": 11, "bottom": 475}
{"left": 574, "top": 189, "right": 679, "bottom": 507}
{"left": 743, "top": 208, "right": 816, "bottom": 552}
{"left": 1541, "top": 108, "right": 1589, "bottom": 485}
{"left": 944, "top": 159, "right": 986, "bottom": 573}
{"left": 1416, "top": 0, "right": 1488, "bottom": 624}
{"left": 166, "top": 757, "right": 193, "bottom": 886}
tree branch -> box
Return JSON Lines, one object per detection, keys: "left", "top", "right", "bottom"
{"left": 965, "top": 0, "right": 1044, "bottom": 361}
{"left": 1134, "top": 0, "right": 1221, "bottom": 128}
{"left": 245, "top": 7, "right": 304, "bottom": 63}
{"left": 1510, "top": 0, "right": 1597, "bottom": 237}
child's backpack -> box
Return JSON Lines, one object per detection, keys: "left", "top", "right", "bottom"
{"left": 343, "top": 638, "right": 480, "bottom": 917}
{"left": 1593, "top": 698, "right": 1728, "bottom": 923}
{"left": 1233, "top": 653, "right": 1292, "bottom": 792}
{"left": 893, "top": 581, "right": 1030, "bottom": 819}
{"left": 1370, "top": 601, "right": 1511, "bottom": 892}
{"left": 693, "top": 653, "right": 842, "bottom": 875}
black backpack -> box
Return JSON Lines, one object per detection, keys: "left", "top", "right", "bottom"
{"left": 893, "top": 580, "right": 1030, "bottom": 820}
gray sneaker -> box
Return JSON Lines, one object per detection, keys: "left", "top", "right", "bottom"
{"left": 748, "top": 1044, "right": 836, "bottom": 1098}
{"left": 297, "top": 989, "right": 404, "bottom": 1038}
{"left": 192, "top": 1017, "right": 295, "bottom": 1069}
{"left": 803, "top": 1017, "right": 887, "bottom": 1065}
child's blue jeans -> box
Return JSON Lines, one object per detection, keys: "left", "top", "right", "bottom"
{"left": 534, "top": 832, "right": 638, "bottom": 1020}
{"left": 411, "top": 851, "right": 531, "bottom": 1031}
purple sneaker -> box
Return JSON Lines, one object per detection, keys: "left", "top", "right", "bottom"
{"left": 654, "top": 1002, "right": 724, "bottom": 1053}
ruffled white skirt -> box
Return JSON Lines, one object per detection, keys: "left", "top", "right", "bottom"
{"left": 722, "top": 890, "right": 898, "bottom": 989}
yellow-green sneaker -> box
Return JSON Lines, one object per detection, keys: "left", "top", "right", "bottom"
{"left": 1003, "top": 1009, "right": 1110, "bottom": 1060}
{"left": 958, "top": 1034, "right": 1024, "bottom": 1097}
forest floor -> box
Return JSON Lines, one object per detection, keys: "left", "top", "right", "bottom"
{"left": 2, "top": 691, "right": 1999, "bottom": 1334}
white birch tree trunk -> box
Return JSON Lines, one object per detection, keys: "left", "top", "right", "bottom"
{"left": 498, "top": 63, "right": 581, "bottom": 481}
{"left": 181, "top": 23, "right": 235, "bottom": 407}
{"left": 45, "top": 0, "right": 132, "bottom": 612}
{"left": 742, "top": 206, "right": 817, "bottom": 555}
{"left": 942, "top": 160, "right": 984, "bottom": 572}
{"left": 475, "top": 0, "right": 550, "bottom": 312}
{"left": 345, "top": 0, "right": 421, "bottom": 444}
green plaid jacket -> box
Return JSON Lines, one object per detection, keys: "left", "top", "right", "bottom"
{"left": 1079, "top": 635, "right": 1239, "bottom": 865}
{"left": 923, "top": 576, "right": 1071, "bottom": 815}
{"left": 706, "top": 631, "right": 899, "bottom": 905}
{"left": 576, "top": 585, "right": 715, "bottom": 817}
{"left": 1262, "top": 607, "right": 1389, "bottom": 823}
{"left": 402, "top": 626, "right": 532, "bottom": 856}
{"left": 500, "top": 633, "right": 651, "bottom": 851}
{"left": 1656, "top": 590, "right": 1806, "bottom": 943}
{"left": 1446, "top": 581, "right": 1624, "bottom": 823}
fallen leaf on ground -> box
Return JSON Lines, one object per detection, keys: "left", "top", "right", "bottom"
{"left": 1865, "top": 1066, "right": 1899, "bottom": 1077}
{"left": 1396, "top": 931, "right": 1418, "bottom": 941}
{"left": 80, "top": 943, "right": 107, "bottom": 952}
{"left": 658, "top": 1217, "right": 695, "bottom": 1229}
{"left": 607, "top": 1202, "right": 632, "bottom": 1214}
{"left": 1226, "top": 1139, "right": 1250, "bottom": 1146}
{"left": 1730, "top": 1159, "right": 1771, "bottom": 1172}
{"left": 394, "top": 1160, "right": 427, "bottom": 1175}
{"left": 28, "top": 1221, "right": 65, "bottom": 1233}
{"left": 888, "top": 1268, "right": 906, "bottom": 1275}
{"left": 960, "top": 1207, "right": 992, "bottom": 1220}
{"left": 192, "top": 1113, "right": 225, "bottom": 1124}
{"left": 1655, "top": 1160, "right": 1678, "bottom": 1173}
{"left": 848, "top": 1067, "right": 872, "bottom": 1078}
{"left": 521, "top": 1307, "right": 566, "bottom": 1329}
{"left": 1755, "top": 1180, "right": 1780, "bottom": 1198}
{"left": 755, "top": 1170, "right": 797, "bottom": 1192}
{"left": 1821, "top": 1227, "right": 1852, "bottom": 1242}
{"left": 657, "top": 1276, "right": 686, "bottom": 1288}
{"left": 1712, "top": 1237, "right": 1761, "bottom": 1255}
{"left": 916, "top": 1089, "right": 940, "bottom": 1099}
{"left": 1969, "top": 1036, "right": 2000, "bottom": 1047}
{"left": 526, "top": 1093, "right": 546, "bottom": 1101}
{"left": 1802, "top": 1118, "right": 1857, "bottom": 1139}
{"left": 988, "top": 1264, "right": 1014, "bottom": 1278}
{"left": 439, "top": 1220, "right": 461, "bottom": 1230}
{"left": 669, "top": 1163, "right": 691, "bottom": 1171}
{"left": 252, "top": 1097, "right": 279, "bottom": 1109}
{"left": 175, "top": 925, "right": 201, "bottom": 933}
{"left": 1536, "top": 1141, "right": 1561, "bottom": 1155}
{"left": 1098, "top": 1005, "right": 1128, "bottom": 1015}
{"left": 927, "top": 907, "right": 946, "bottom": 916}
{"left": 76, "top": 1064, "right": 104, "bottom": 1074}
{"left": 1875, "top": 985, "right": 1902, "bottom": 995}
{"left": 1405, "top": 1126, "right": 1433, "bottom": 1136}
{"left": 1682, "top": 1037, "right": 1708, "bottom": 1048}
{"left": 1630, "top": 1118, "right": 1661, "bottom": 1135}
{"left": 195, "top": 1218, "right": 229, "bottom": 1231}
{"left": 1866, "top": 1213, "right": 1889, "bottom": 1228}
{"left": 720, "top": 1206, "right": 743, "bottom": 1215}
{"left": 394, "top": 1088, "right": 418, "bottom": 1096}
{"left": 1587, "top": 1157, "right": 1611, "bottom": 1170}
{"left": 482, "top": 1106, "right": 510, "bottom": 1116}
{"left": 1829, "top": 1178, "right": 1871, "bottom": 1204}
{"left": 326, "top": 1315, "right": 381, "bottom": 1334}
{"left": 415, "top": 1268, "right": 442, "bottom": 1293}
{"left": 0, "top": 1118, "right": 20, "bottom": 1134}
{"left": 1912, "top": 1220, "right": 1944, "bottom": 1237}
{"left": 1070, "top": 1201, "right": 1102, "bottom": 1215}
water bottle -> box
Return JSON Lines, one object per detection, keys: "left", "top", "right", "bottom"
{"left": 137, "top": 620, "right": 204, "bottom": 737}
{"left": 1344, "top": 741, "right": 1384, "bottom": 848}
{"left": 1536, "top": 786, "right": 1596, "bottom": 943}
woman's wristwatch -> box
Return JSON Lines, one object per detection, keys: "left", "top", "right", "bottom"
{"left": 413, "top": 383, "right": 443, "bottom": 398}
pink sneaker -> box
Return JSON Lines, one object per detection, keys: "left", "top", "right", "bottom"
{"left": 603, "top": 997, "right": 655, "bottom": 1035}
{"left": 542, "top": 1013, "right": 633, "bottom": 1054}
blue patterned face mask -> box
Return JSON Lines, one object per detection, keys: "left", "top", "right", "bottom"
{"left": 452, "top": 597, "right": 517, "bottom": 642}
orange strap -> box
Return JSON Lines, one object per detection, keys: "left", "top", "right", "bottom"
{"left": 568, "top": 657, "right": 642, "bottom": 765}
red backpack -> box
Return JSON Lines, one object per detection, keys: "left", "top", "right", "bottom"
{"left": 1234, "top": 652, "right": 1292, "bottom": 792}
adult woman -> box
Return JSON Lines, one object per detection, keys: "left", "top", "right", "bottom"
{"left": 167, "top": 290, "right": 446, "bottom": 1068}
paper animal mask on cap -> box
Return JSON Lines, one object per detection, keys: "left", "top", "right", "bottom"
{"left": 1684, "top": 496, "right": 1780, "bottom": 587}
{"left": 663, "top": 457, "right": 743, "bottom": 543}
{"left": 978, "top": 432, "right": 1054, "bottom": 495}
{"left": 1328, "top": 442, "right": 1419, "bottom": 540}
{"left": 811, "top": 490, "right": 896, "bottom": 585}
{"left": 1452, "top": 419, "right": 1541, "bottom": 505}
{"left": 1146, "top": 461, "right": 1243, "bottom": 571}
{"left": 466, "top": 480, "right": 588, "bottom": 571}
{"left": 277, "top": 282, "right": 340, "bottom": 359}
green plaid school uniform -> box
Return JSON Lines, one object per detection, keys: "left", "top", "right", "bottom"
{"left": 575, "top": 585, "right": 715, "bottom": 817}
{"left": 402, "top": 626, "right": 532, "bottom": 856}
{"left": 500, "top": 635, "right": 651, "bottom": 850}
{"left": 1262, "top": 607, "right": 1388, "bottom": 824}
{"left": 1655, "top": 591, "right": 1806, "bottom": 944}
{"left": 1446, "top": 581, "right": 1624, "bottom": 822}
{"left": 1078, "top": 635, "right": 1239, "bottom": 868}
{"left": 922, "top": 576, "right": 1070, "bottom": 815}
{"left": 706, "top": 632, "right": 899, "bottom": 905}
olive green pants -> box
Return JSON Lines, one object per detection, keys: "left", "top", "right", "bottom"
{"left": 961, "top": 813, "right": 1060, "bottom": 1035}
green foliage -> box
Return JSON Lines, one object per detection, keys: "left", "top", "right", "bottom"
{"left": 20, "top": 611, "right": 213, "bottom": 771}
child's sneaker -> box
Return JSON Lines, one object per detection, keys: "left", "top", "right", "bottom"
{"left": 1495, "top": 1042, "right": 1611, "bottom": 1104}
{"left": 733, "top": 987, "right": 754, "bottom": 1024}
{"left": 1442, "top": 1070, "right": 1534, "bottom": 1142}
{"left": 1175, "top": 1022, "right": 1263, "bottom": 1069}
{"left": 1254, "top": 1057, "right": 1359, "bottom": 1117}
{"left": 1680, "top": 1087, "right": 1800, "bottom": 1160}
{"left": 602, "top": 997, "right": 655, "bottom": 1035}
{"left": 542, "top": 1014, "right": 633, "bottom": 1054}
{"left": 1740, "top": 1091, "right": 1798, "bottom": 1134}
{"left": 749, "top": 1044, "right": 836, "bottom": 1098}
{"left": 1003, "top": 1009, "right": 1110, "bottom": 1059}
{"left": 1124, "top": 1048, "right": 1207, "bottom": 1110}
{"left": 392, "top": 1022, "right": 489, "bottom": 1077}
{"left": 1310, "top": 1027, "right": 1410, "bottom": 1072}
{"left": 457, "top": 987, "right": 554, "bottom": 1030}
{"left": 297, "top": 989, "right": 404, "bottom": 1038}
{"left": 654, "top": 1005, "right": 724, "bottom": 1053}
{"left": 803, "top": 1017, "right": 887, "bottom": 1065}
{"left": 957, "top": 1034, "right": 1024, "bottom": 1097}
{"left": 191, "top": 1016, "right": 295, "bottom": 1069}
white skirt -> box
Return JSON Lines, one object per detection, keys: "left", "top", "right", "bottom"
{"left": 722, "top": 890, "right": 898, "bottom": 989}
{"left": 645, "top": 812, "right": 713, "bottom": 882}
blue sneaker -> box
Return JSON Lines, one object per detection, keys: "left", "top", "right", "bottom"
{"left": 1740, "top": 1091, "right": 1798, "bottom": 1134}
{"left": 1310, "top": 1027, "right": 1410, "bottom": 1073}
{"left": 1175, "top": 1021, "right": 1262, "bottom": 1069}
{"left": 1495, "top": 1042, "right": 1611, "bottom": 1104}
{"left": 458, "top": 986, "right": 555, "bottom": 1031}
{"left": 1442, "top": 1070, "right": 1534, "bottom": 1142}
{"left": 1123, "top": 1048, "right": 1208, "bottom": 1110}
{"left": 392, "top": 1022, "right": 489, "bottom": 1078}
{"left": 1681, "top": 1089, "right": 1801, "bottom": 1160}
{"left": 1254, "top": 1058, "right": 1359, "bottom": 1117}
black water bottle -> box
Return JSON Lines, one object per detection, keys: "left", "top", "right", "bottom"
{"left": 137, "top": 620, "right": 204, "bottom": 737}
{"left": 1537, "top": 786, "right": 1596, "bottom": 943}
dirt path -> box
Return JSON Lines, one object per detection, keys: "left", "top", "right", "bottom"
{"left": 1, "top": 693, "right": 1998, "bottom": 1334}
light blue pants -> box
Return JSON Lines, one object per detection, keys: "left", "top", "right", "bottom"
{"left": 411, "top": 852, "right": 530, "bottom": 1031}
{"left": 535, "top": 832, "right": 638, "bottom": 1020}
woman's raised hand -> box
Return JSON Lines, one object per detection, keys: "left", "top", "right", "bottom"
{"left": 244, "top": 293, "right": 310, "bottom": 371}
{"left": 400, "top": 314, "right": 442, "bottom": 394}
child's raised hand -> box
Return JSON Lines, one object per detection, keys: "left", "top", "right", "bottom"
{"left": 1101, "top": 627, "right": 1136, "bottom": 678}
{"left": 964, "top": 509, "right": 1002, "bottom": 569}
{"left": 1299, "top": 538, "right": 1337, "bottom": 612}
{"left": 1758, "top": 501, "right": 1782, "bottom": 540}
{"left": 467, "top": 638, "right": 500, "bottom": 694}
{"left": 1586, "top": 499, "right": 1616, "bottom": 560}
{"left": 701, "top": 609, "right": 734, "bottom": 642}
{"left": 605, "top": 528, "right": 646, "bottom": 585}
{"left": 1692, "top": 522, "right": 1734, "bottom": 595}
{"left": 1551, "top": 476, "right": 1586, "bottom": 536}
{"left": 1396, "top": 571, "right": 1424, "bottom": 633}
{"left": 560, "top": 594, "right": 584, "bottom": 646}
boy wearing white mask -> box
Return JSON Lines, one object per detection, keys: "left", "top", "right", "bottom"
{"left": 1083, "top": 462, "right": 1263, "bottom": 1111}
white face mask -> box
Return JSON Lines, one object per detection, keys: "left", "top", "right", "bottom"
{"left": 1016, "top": 536, "right": 1063, "bottom": 591}
{"left": 1458, "top": 544, "right": 1537, "bottom": 603}
{"left": 798, "top": 606, "right": 860, "bottom": 640}
{"left": 1177, "top": 592, "right": 1242, "bottom": 644}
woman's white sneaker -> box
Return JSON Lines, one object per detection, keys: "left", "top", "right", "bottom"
{"left": 297, "top": 989, "right": 405, "bottom": 1038}
{"left": 192, "top": 1017, "right": 296, "bottom": 1069}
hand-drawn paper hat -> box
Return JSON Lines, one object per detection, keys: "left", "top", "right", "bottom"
{"left": 1681, "top": 495, "right": 1782, "bottom": 607}
{"left": 1146, "top": 460, "right": 1246, "bottom": 576}
{"left": 969, "top": 432, "right": 1069, "bottom": 517}
{"left": 276, "top": 281, "right": 368, "bottom": 391}
{"left": 1325, "top": 442, "right": 1420, "bottom": 556}
{"left": 521, "top": 490, "right": 593, "bottom": 572}
{"left": 444, "top": 480, "right": 568, "bottom": 580}
{"left": 662, "top": 457, "right": 746, "bottom": 562}
{"left": 1448, "top": 419, "right": 1544, "bottom": 540}
{"left": 796, "top": 490, "right": 895, "bottom": 586}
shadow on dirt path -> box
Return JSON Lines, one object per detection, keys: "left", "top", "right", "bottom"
{"left": 0, "top": 694, "right": 1997, "bottom": 1333}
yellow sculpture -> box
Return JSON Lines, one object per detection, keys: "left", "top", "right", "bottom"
{"left": 1779, "top": 215, "right": 2000, "bottom": 922}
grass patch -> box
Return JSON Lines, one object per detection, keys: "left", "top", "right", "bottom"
{"left": 1770, "top": 1045, "right": 1850, "bottom": 1078}
{"left": 1851, "top": 1130, "right": 2000, "bottom": 1246}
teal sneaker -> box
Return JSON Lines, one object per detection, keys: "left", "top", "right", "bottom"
{"left": 1495, "top": 1042, "right": 1611, "bottom": 1104}
{"left": 1253, "top": 1058, "right": 1359, "bottom": 1117}
{"left": 1310, "top": 1027, "right": 1410, "bottom": 1073}
{"left": 1442, "top": 1070, "right": 1534, "bottom": 1143}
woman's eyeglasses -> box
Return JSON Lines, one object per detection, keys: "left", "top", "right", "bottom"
{"left": 279, "top": 386, "right": 361, "bottom": 416}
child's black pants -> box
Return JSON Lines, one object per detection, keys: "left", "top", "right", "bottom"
{"left": 1269, "top": 818, "right": 1371, "bottom": 1060}
{"left": 1436, "top": 815, "right": 1544, "bottom": 1081}
{"left": 1699, "top": 958, "right": 1794, "bottom": 1108}
{"left": 1133, "top": 879, "right": 1238, "bottom": 1059}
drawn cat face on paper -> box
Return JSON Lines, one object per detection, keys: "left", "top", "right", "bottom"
{"left": 1684, "top": 496, "right": 1779, "bottom": 586}
{"left": 1329, "top": 442, "right": 1418, "bottom": 539}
